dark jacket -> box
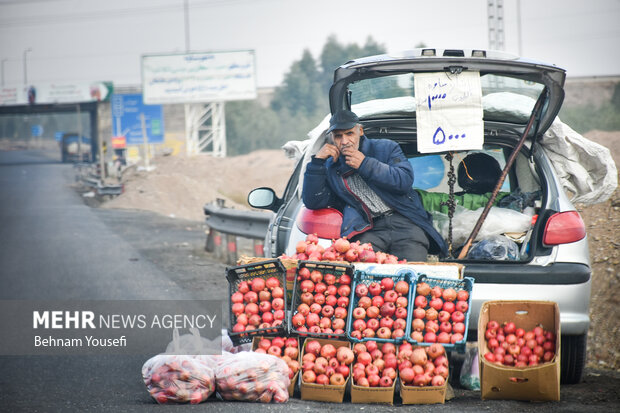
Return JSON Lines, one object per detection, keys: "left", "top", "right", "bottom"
{"left": 302, "top": 136, "right": 448, "bottom": 256}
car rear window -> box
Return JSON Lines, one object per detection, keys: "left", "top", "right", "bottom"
{"left": 348, "top": 73, "right": 545, "bottom": 124}
{"left": 408, "top": 149, "right": 510, "bottom": 193}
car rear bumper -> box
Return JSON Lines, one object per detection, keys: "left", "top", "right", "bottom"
{"left": 464, "top": 263, "right": 591, "bottom": 336}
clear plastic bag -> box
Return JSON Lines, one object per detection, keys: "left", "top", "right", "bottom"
{"left": 433, "top": 205, "right": 532, "bottom": 248}
{"left": 165, "top": 327, "right": 220, "bottom": 355}
{"left": 142, "top": 354, "right": 216, "bottom": 404}
{"left": 459, "top": 346, "right": 480, "bottom": 391}
{"left": 215, "top": 352, "right": 290, "bottom": 403}
{"left": 467, "top": 235, "right": 520, "bottom": 261}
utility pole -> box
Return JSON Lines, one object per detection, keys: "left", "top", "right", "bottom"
{"left": 516, "top": 0, "right": 523, "bottom": 56}
{"left": 487, "top": 0, "right": 505, "bottom": 51}
{"left": 184, "top": 0, "right": 190, "bottom": 52}
{"left": 1, "top": 58, "right": 7, "bottom": 86}
{"left": 23, "top": 48, "right": 32, "bottom": 85}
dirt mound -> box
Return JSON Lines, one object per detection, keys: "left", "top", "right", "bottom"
{"left": 578, "top": 130, "right": 620, "bottom": 371}
{"left": 102, "top": 149, "right": 296, "bottom": 221}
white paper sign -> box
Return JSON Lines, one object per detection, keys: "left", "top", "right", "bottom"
{"left": 414, "top": 71, "right": 483, "bottom": 153}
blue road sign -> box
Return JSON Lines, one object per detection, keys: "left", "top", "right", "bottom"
{"left": 110, "top": 94, "right": 164, "bottom": 145}
{"left": 31, "top": 125, "right": 43, "bottom": 137}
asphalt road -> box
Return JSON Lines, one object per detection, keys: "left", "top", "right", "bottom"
{"left": 0, "top": 149, "right": 618, "bottom": 412}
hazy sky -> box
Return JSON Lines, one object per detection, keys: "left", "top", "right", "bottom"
{"left": 1, "top": 0, "right": 619, "bottom": 88}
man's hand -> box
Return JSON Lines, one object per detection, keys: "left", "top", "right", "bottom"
{"left": 315, "top": 143, "right": 340, "bottom": 162}
{"left": 341, "top": 145, "right": 365, "bottom": 169}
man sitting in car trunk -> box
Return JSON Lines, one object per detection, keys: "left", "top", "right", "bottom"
{"left": 302, "top": 110, "right": 447, "bottom": 261}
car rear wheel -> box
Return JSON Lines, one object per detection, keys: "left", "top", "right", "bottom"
{"left": 561, "top": 333, "right": 587, "bottom": 384}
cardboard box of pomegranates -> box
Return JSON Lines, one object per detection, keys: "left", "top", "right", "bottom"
{"left": 299, "top": 337, "right": 352, "bottom": 403}
{"left": 398, "top": 343, "right": 449, "bottom": 404}
{"left": 251, "top": 336, "right": 300, "bottom": 396}
{"left": 349, "top": 341, "right": 398, "bottom": 404}
{"left": 477, "top": 300, "right": 561, "bottom": 401}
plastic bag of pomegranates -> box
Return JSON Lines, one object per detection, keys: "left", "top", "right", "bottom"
{"left": 142, "top": 354, "right": 216, "bottom": 404}
{"left": 214, "top": 352, "right": 290, "bottom": 403}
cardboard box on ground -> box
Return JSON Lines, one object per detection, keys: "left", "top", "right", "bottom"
{"left": 478, "top": 301, "right": 561, "bottom": 401}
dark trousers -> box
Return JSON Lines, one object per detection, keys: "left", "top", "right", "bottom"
{"left": 350, "top": 211, "right": 430, "bottom": 262}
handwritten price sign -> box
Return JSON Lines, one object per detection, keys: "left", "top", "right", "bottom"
{"left": 414, "top": 71, "right": 483, "bottom": 153}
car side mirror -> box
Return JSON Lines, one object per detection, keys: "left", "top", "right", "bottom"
{"left": 248, "top": 187, "right": 282, "bottom": 212}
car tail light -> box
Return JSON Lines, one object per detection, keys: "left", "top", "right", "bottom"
{"left": 296, "top": 207, "right": 342, "bottom": 240}
{"left": 542, "top": 211, "right": 586, "bottom": 246}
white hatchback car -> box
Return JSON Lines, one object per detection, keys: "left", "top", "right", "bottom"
{"left": 249, "top": 48, "right": 593, "bottom": 383}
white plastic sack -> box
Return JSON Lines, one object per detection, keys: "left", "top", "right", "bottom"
{"left": 541, "top": 118, "right": 618, "bottom": 205}
{"left": 433, "top": 205, "right": 532, "bottom": 246}
{"left": 484, "top": 92, "right": 618, "bottom": 205}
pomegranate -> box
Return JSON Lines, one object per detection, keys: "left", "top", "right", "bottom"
{"left": 368, "top": 282, "right": 382, "bottom": 296}
{"left": 334, "top": 306, "right": 348, "bottom": 319}
{"left": 265, "top": 276, "right": 280, "bottom": 290}
{"left": 380, "top": 316, "right": 394, "bottom": 329}
{"left": 300, "top": 280, "right": 315, "bottom": 293}
{"left": 336, "top": 296, "right": 349, "bottom": 308}
{"left": 355, "top": 283, "right": 368, "bottom": 297}
{"left": 367, "top": 318, "right": 380, "bottom": 331}
{"left": 414, "top": 295, "right": 428, "bottom": 308}
{"left": 337, "top": 284, "right": 351, "bottom": 298}
{"left": 442, "top": 288, "right": 457, "bottom": 302}
{"left": 394, "top": 280, "right": 409, "bottom": 295}
{"left": 338, "top": 274, "right": 351, "bottom": 285}
{"left": 456, "top": 289, "right": 469, "bottom": 301}
{"left": 384, "top": 290, "right": 398, "bottom": 303}
{"left": 380, "top": 278, "right": 394, "bottom": 291}
{"left": 324, "top": 273, "right": 337, "bottom": 285}
{"left": 371, "top": 295, "right": 384, "bottom": 308}
{"left": 309, "top": 270, "right": 323, "bottom": 283}
{"left": 333, "top": 237, "right": 350, "bottom": 253}
{"left": 416, "top": 282, "right": 431, "bottom": 296}
{"left": 430, "top": 286, "right": 443, "bottom": 298}
{"left": 251, "top": 278, "right": 266, "bottom": 293}
{"left": 315, "top": 374, "right": 329, "bottom": 385}
{"left": 357, "top": 296, "right": 372, "bottom": 309}
{"left": 400, "top": 367, "right": 415, "bottom": 384}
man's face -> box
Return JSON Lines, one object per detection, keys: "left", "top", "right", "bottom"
{"left": 330, "top": 125, "right": 363, "bottom": 152}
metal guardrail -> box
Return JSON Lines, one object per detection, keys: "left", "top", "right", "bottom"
{"left": 74, "top": 163, "right": 123, "bottom": 197}
{"left": 203, "top": 199, "right": 273, "bottom": 264}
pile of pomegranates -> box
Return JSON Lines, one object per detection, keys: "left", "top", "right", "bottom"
{"left": 230, "top": 275, "right": 286, "bottom": 335}
{"left": 482, "top": 320, "right": 557, "bottom": 367}
{"left": 282, "top": 233, "right": 404, "bottom": 264}
{"left": 351, "top": 340, "right": 398, "bottom": 388}
{"left": 301, "top": 340, "right": 354, "bottom": 386}
{"left": 349, "top": 276, "right": 411, "bottom": 341}
{"left": 290, "top": 265, "right": 352, "bottom": 336}
{"left": 409, "top": 278, "right": 470, "bottom": 345}
{"left": 253, "top": 336, "right": 300, "bottom": 381}
{"left": 142, "top": 355, "right": 215, "bottom": 404}
{"left": 398, "top": 343, "right": 449, "bottom": 388}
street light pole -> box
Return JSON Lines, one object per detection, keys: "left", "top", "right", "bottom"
{"left": 184, "top": 0, "right": 190, "bottom": 52}
{"left": 1, "top": 58, "right": 7, "bottom": 86}
{"left": 23, "top": 48, "right": 32, "bottom": 85}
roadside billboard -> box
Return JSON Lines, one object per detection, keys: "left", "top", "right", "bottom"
{"left": 0, "top": 82, "right": 113, "bottom": 106}
{"left": 141, "top": 50, "right": 257, "bottom": 104}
